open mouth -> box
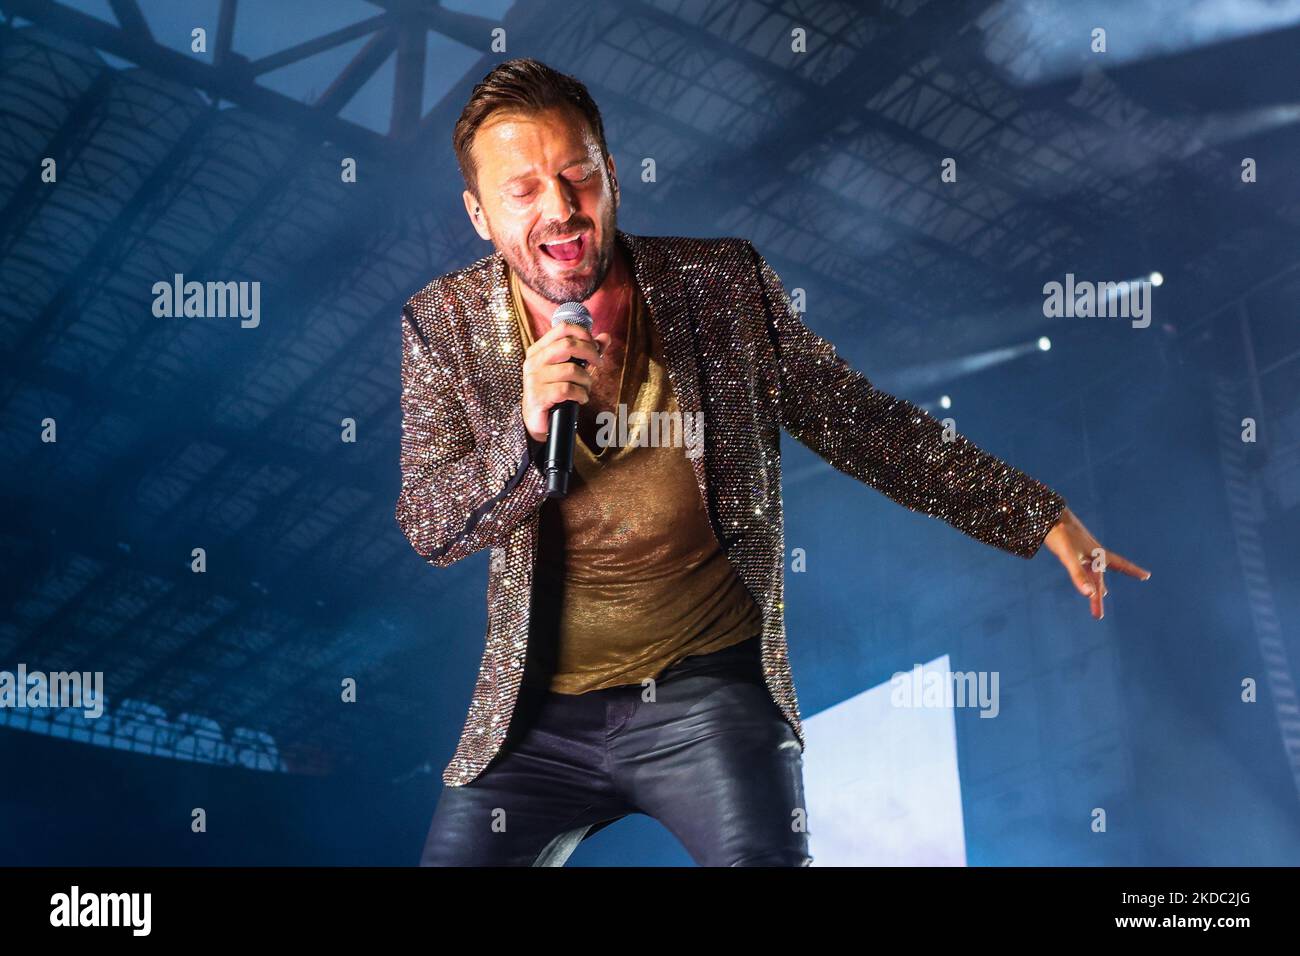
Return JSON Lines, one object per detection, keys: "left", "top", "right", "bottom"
{"left": 539, "top": 233, "right": 586, "bottom": 263}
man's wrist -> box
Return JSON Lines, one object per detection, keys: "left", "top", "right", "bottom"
{"left": 525, "top": 430, "right": 546, "bottom": 469}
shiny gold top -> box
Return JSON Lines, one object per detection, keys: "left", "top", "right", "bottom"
{"left": 509, "top": 265, "right": 764, "bottom": 693}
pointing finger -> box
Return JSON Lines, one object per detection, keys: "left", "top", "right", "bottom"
{"left": 1104, "top": 550, "right": 1151, "bottom": 581}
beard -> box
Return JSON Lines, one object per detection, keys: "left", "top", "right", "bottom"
{"left": 498, "top": 202, "right": 618, "bottom": 305}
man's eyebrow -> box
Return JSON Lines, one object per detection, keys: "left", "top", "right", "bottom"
{"left": 500, "top": 158, "right": 594, "bottom": 187}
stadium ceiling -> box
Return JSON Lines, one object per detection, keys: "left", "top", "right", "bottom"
{"left": 1, "top": 0, "right": 1297, "bottom": 774}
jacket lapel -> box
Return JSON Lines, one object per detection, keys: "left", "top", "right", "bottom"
{"left": 487, "top": 254, "right": 525, "bottom": 409}
{"left": 618, "top": 230, "right": 713, "bottom": 527}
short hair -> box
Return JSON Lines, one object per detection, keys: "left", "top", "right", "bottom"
{"left": 453, "top": 57, "right": 610, "bottom": 201}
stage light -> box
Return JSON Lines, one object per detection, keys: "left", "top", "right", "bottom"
{"left": 1038, "top": 336, "right": 1051, "bottom": 351}
{"left": 982, "top": 2, "right": 1300, "bottom": 84}
{"left": 939, "top": 395, "right": 952, "bottom": 409}
{"left": 1149, "top": 271, "right": 1164, "bottom": 287}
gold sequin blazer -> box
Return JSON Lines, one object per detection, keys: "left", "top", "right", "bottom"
{"left": 397, "top": 229, "right": 1068, "bottom": 787}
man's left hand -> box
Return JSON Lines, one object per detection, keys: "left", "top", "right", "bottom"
{"left": 1043, "top": 506, "right": 1150, "bottom": 620}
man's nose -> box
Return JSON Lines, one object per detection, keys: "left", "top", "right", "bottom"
{"left": 537, "top": 176, "right": 577, "bottom": 224}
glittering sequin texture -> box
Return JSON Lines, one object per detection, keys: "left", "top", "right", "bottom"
{"left": 397, "top": 230, "right": 1068, "bottom": 787}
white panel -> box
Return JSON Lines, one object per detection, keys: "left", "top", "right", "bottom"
{"left": 804, "top": 654, "right": 966, "bottom": 866}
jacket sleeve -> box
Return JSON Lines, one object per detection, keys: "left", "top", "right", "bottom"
{"left": 744, "top": 240, "right": 1067, "bottom": 559}
{"left": 395, "top": 302, "right": 548, "bottom": 569}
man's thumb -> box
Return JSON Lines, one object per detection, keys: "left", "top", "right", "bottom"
{"left": 1067, "top": 559, "right": 1096, "bottom": 597}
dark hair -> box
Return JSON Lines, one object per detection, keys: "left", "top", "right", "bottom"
{"left": 453, "top": 58, "right": 609, "bottom": 202}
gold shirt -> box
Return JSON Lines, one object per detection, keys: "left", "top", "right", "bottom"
{"left": 509, "top": 265, "right": 764, "bottom": 693}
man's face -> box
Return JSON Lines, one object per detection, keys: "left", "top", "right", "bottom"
{"left": 463, "top": 106, "right": 619, "bottom": 304}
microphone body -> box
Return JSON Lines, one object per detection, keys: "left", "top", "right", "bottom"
{"left": 543, "top": 302, "right": 594, "bottom": 498}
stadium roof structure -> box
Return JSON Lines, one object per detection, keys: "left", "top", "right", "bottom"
{"left": 1, "top": 0, "right": 1298, "bottom": 774}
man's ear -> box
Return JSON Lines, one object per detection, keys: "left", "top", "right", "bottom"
{"left": 463, "top": 189, "right": 492, "bottom": 241}
{"left": 605, "top": 154, "right": 619, "bottom": 208}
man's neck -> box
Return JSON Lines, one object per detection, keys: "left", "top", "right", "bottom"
{"left": 516, "top": 245, "right": 632, "bottom": 346}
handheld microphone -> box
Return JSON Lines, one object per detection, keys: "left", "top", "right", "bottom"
{"left": 543, "top": 301, "right": 594, "bottom": 498}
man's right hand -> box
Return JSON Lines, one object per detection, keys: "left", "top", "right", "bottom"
{"left": 521, "top": 321, "right": 610, "bottom": 443}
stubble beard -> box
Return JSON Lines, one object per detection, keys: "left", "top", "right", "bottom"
{"left": 503, "top": 204, "right": 618, "bottom": 306}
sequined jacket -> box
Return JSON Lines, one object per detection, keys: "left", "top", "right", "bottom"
{"left": 397, "top": 230, "right": 1068, "bottom": 787}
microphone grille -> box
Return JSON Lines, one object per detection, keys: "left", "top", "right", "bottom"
{"left": 551, "top": 301, "right": 593, "bottom": 333}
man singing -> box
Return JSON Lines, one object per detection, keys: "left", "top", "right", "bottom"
{"left": 397, "top": 58, "right": 1150, "bottom": 866}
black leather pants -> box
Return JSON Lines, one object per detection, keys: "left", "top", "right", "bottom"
{"left": 419, "top": 635, "right": 812, "bottom": 866}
